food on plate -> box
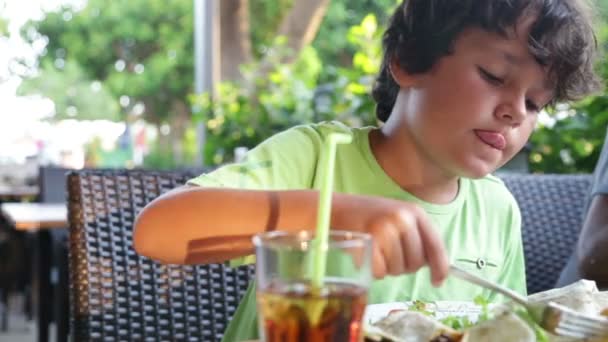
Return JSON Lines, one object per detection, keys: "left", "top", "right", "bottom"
{"left": 368, "top": 280, "right": 608, "bottom": 342}
{"left": 372, "top": 310, "right": 462, "bottom": 341}
{"left": 525, "top": 280, "right": 608, "bottom": 342}
{"left": 460, "top": 312, "right": 535, "bottom": 342}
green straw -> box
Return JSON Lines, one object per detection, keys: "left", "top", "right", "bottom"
{"left": 312, "top": 132, "right": 353, "bottom": 288}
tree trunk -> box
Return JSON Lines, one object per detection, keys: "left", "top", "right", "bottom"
{"left": 170, "top": 129, "right": 183, "bottom": 166}
{"left": 248, "top": 0, "right": 330, "bottom": 86}
{"left": 219, "top": 0, "right": 252, "bottom": 81}
{"left": 276, "top": 0, "right": 330, "bottom": 59}
{"left": 244, "top": 0, "right": 330, "bottom": 97}
{"left": 155, "top": 124, "right": 172, "bottom": 166}
{"left": 218, "top": 0, "right": 330, "bottom": 81}
{"left": 169, "top": 100, "right": 192, "bottom": 166}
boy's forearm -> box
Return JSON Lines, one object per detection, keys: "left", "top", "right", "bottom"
{"left": 133, "top": 187, "right": 363, "bottom": 264}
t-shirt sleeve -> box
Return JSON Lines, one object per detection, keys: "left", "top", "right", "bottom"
{"left": 497, "top": 198, "right": 528, "bottom": 296}
{"left": 187, "top": 125, "right": 321, "bottom": 190}
{"left": 591, "top": 130, "right": 608, "bottom": 196}
{"left": 186, "top": 125, "right": 323, "bottom": 266}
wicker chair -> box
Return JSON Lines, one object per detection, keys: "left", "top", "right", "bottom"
{"left": 67, "top": 169, "right": 254, "bottom": 342}
{"left": 501, "top": 173, "right": 592, "bottom": 294}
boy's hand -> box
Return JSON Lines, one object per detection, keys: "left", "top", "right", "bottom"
{"left": 336, "top": 194, "right": 449, "bottom": 286}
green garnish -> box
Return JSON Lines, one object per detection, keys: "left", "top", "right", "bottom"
{"left": 404, "top": 296, "right": 550, "bottom": 340}
{"left": 406, "top": 296, "right": 493, "bottom": 331}
{"left": 473, "top": 295, "right": 491, "bottom": 322}
{"left": 439, "top": 315, "right": 474, "bottom": 330}
{"left": 512, "top": 307, "right": 550, "bottom": 342}
{"left": 407, "top": 300, "right": 433, "bottom": 316}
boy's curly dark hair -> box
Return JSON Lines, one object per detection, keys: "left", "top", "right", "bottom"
{"left": 372, "top": 0, "right": 602, "bottom": 122}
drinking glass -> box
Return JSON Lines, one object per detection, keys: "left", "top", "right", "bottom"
{"left": 253, "top": 230, "right": 372, "bottom": 342}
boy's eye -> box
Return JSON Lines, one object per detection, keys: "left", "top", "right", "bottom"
{"left": 478, "top": 67, "right": 504, "bottom": 85}
{"left": 525, "top": 99, "right": 540, "bottom": 113}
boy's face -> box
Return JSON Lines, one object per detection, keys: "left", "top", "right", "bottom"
{"left": 395, "top": 16, "right": 553, "bottom": 178}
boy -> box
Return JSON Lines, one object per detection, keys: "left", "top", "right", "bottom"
{"left": 134, "top": 0, "right": 601, "bottom": 340}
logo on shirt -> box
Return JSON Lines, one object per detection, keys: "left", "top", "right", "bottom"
{"left": 456, "top": 257, "right": 498, "bottom": 270}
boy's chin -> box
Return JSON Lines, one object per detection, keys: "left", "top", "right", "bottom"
{"left": 456, "top": 160, "right": 501, "bottom": 179}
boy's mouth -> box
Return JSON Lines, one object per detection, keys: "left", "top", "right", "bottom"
{"left": 474, "top": 130, "right": 506, "bottom": 150}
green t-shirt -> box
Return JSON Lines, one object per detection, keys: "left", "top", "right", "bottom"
{"left": 188, "top": 121, "right": 527, "bottom": 341}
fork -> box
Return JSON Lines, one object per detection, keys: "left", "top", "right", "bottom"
{"left": 450, "top": 264, "right": 608, "bottom": 339}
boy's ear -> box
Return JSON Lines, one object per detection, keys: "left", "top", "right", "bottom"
{"left": 389, "top": 57, "right": 417, "bottom": 88}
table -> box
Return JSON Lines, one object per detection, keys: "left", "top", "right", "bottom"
{"left": 1, "top": 202, "right": 68, "bottom": 342}
{"left": 0, "top": 185, "right": 39, "bottom": 201}
{"left": 1, "top": 202, "right": 67, "bottom": 230}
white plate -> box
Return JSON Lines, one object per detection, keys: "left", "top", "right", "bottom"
{"left": 364, "top": 301, "right": 486, "bottom": 325}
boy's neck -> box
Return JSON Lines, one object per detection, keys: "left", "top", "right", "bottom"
{"left": 369, "top": 126, "right": 460, "bottom": 205}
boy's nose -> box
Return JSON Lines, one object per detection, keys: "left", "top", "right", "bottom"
{"left": 494, "top": 99, "right": 526, "bottom": 125}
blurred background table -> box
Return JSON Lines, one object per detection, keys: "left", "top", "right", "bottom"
{"left": 1, "top": 203, "right": 67, "bottom": 230}
{"left": 0, "top": 185, "right": 38, "bottom": 202}
{"left": 1, "top": 201, "right": 68, "bottom": 342}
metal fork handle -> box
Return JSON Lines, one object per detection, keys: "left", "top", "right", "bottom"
{"left": 449, "top": 264, "right": 529, "bottom": 307}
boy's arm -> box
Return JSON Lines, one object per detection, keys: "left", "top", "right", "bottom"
{"left": 133, "top": 186, "right": 322, "bottom": 264}
{"left": 133, "top": 186, "right": 450, "bottom": 284}
{"left": 134, "top": 125, "right": 324, "bottom": 264}
{"left": 577, "top": 195, "right": 608, "bottom": 287}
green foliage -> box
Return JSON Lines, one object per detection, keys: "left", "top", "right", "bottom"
{"left": 247, "top": 0, "right": 396, "bottom": 65}
{"left": 189, "top": 16, "right": 383, "bottom": 165}
{"left": 190, "top": 3, "right": 608, "bottom": 174}
{"left": 142, "top": 143, "right": 177, "bottom": 170}
{"left": 308, "top": 14, "right": 382, "bottom": 127}
{"left": 191, "top": 39, "right": 323, "bottom": 165}
{"left": 0, "top": 18, "right": 7, "bottom": 37}
{"left": 16, "top": 0, "right": 608, "bottom": 173}
{"left": 249, "top": 0, "right": 294, "bottom": 57}
{"left": 19, "top": 0, "right": 394, "bottom": 169}
{"left": 527, "top": 6, "right": 608, "bottom": 174}
{"left": 529, "top": 101, "right": 608, "bottom": 174}
{"left": 312, "top": 0, "right": 397, "bottom": 69}
{"left": 17, "top": 60, "right": 121, "bottom": 121}
{"left": 0, "top": 1, "right": 7, "bottom": 37}
{"left": 19, "top": 0, "right": 194, "bottom": 124}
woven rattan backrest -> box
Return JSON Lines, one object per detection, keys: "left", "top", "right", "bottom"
{"left": 501, "top": 173, "right": 592, "bottom": 294}
{"left": 67, "top": 169, "right": 254, "bottom": 341}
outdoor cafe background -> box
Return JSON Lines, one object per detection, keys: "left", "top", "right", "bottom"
{"left": 2, "top": 0, "right": 608, "bottom": 175}
{"left": 1, "top": 0, "right": 608, "bottom": 341}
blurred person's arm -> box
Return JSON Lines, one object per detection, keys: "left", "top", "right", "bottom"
{"left": 577, "top": 130, "right": 608, "bottom": 287}
{"left": 577, "top": 195, "right": 608, "bottom": 286}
